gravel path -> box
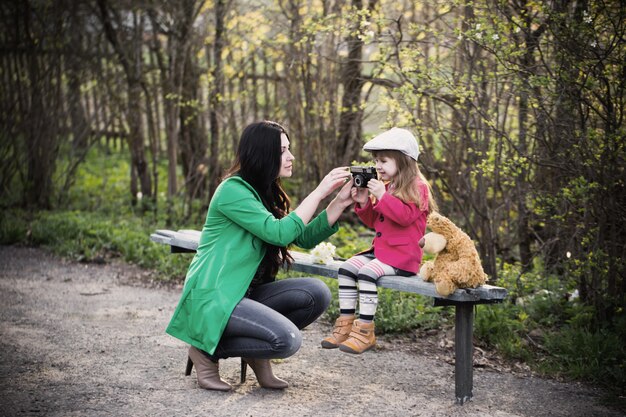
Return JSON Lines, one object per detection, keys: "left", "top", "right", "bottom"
{"left": 0, "top": 245, "right": 622, "bottom": 417}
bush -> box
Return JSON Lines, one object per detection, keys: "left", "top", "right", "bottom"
{"left": 1, "top": 208, "right": 192, "bottom": 282}
{"left": 327, "top": 223, "right": 372, "bottom": 259}
{"left": 0, "top": 209, "right": 29, "bottom": 245}
{"left": 475, "top": 304, "right": 533, "bottom": 362}
{"left": 538, "top": 305, "right": 626, "bottom": 397}
{"left": 475, "top": 285, "right": 626, "bottom": 401}
{"left": 541, "top": 325, "right": 626, "bottom": 389}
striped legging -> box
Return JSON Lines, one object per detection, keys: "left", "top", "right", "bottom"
{"left": 337, "top": 254, "right": 398, "bottom": 321}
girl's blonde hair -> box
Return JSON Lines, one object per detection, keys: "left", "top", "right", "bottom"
{"left": 372, "top": 150, "right": 438, "bottom": 212}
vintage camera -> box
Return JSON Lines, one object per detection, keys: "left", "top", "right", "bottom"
{"left": 350, "top": 166, "right": 377, "bottom": 188}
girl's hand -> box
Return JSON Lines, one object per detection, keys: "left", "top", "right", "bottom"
{"left": 315, "top": 167, "right": 351, "bottom": 199}
{"left": 351, "top": 186, "right": 369, "bottom": 206}
{"left": 367, "top": 179, "right": 386, "bottom": 201}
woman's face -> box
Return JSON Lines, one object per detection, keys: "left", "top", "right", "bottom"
{"left": 278, "top": 133, "right": 295, "bottom": 178}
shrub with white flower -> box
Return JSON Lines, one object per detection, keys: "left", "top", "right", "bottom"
{"left": 310, "top": 242, "right": 337, "bottom": 265}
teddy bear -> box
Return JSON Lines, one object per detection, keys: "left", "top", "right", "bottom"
{"left": 418, "top": 212, "right": 488, "bottom": 296}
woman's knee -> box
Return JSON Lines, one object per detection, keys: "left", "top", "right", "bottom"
{"left": 299, "top": 277, "right": 331, "bottom": 311}
{"left": 272, "top": 323, "right": 303, "bottom": 358}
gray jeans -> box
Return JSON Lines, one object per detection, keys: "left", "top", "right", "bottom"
{"left": 206, "top": 277, "right": 331, "bottom": 360}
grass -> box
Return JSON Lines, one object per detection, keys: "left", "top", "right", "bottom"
{"left": 1, "top": 208, "right": 194, "bottom": 282}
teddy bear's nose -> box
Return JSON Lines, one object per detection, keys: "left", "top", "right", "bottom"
{"left": 418, "top": 237, "right": 425, "bottom": 248}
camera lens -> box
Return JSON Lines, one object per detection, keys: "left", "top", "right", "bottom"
{"left": 354, "top": 175, "right": 364, "bottom": 187}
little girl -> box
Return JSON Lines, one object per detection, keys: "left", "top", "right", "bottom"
{"left": 321, "top": 127, "right": 438, "bottom": 354}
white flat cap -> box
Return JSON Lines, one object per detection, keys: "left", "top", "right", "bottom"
{"left": 363, "top": 128, "right": 420, "bottom": 160}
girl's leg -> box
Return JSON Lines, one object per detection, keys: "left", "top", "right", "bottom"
{"left": 338, "top": 259, "right": 395, "bottom": 354}
{"left": 337, "top": 255, "right": 373, "bottom": 315}
{"left": 355, "top": 258, "right": 396, "bottom": 321}
{"left": 320, "top": 255, "right": 372, "bottom": 349}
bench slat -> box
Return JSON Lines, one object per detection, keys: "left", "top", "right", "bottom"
{"left": 150, "top": 230, "right": 507, "bottom": 303}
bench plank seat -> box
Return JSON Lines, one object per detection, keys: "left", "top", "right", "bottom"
{"left": 151, "top": 229, "right": 507, "bottom": 303}
{"left": 150, "top": 228, "right": 507, "bottom": 404}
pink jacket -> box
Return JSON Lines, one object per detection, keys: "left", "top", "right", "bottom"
{"left": 354, "top": 182, "right": 429, "bottom": 273}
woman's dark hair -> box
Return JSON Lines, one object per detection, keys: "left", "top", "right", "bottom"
{"left": 224, "top": 121, "right": 293, "bottom": 279}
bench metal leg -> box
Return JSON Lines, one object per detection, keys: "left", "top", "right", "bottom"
{"left": 455, "top": 303, "right": 474, "bottom": 404}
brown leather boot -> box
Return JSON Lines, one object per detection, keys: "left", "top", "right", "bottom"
{"left": 338, "top": 320, "right": 376, "bottom": 354}
{"left": 242, "top": 358, "right": 288, "bottom": 389}
{"left": 321, "top": 315, "right": 355, "bottom": 349}
{"left": 187, "top": 346, "right": 232, "bottom": 391}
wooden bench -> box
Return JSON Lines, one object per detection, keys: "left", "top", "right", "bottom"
{"left": 150, "top": 229, "right": 508, "bottom": 404}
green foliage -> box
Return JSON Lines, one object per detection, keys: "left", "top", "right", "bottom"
{"left": 475, "top": 304, "right": 533, "bottom": 362}
{"left": 326, "top": 223, "right": 372, "bottom": 259}
{"left": 319, "top": 276, "right": 340, "bottom": 318}
{"left": 39, "top": 211, "right": 188, "bottom": 277}
{"left": 540, "top": 311, "right": 626, "bottom": 397}
{"left": 0, "top": 209, "right": 29, "bottom": 245}
{"left": 476, "top": 285, "right": 626, "bottom": 398}
{"left": 497, "top": 260, "right": 570, "bottom": 303}
{"left": 376, "top": 291, "right": 452, "bottom": 333}
{"left": 1, "top": 207, "right": 192, "bottom": 282}
{"left": 56, "top": 145, "right": 133, "bottom": 214}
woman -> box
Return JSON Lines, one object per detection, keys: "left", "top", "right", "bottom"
{"left": 166, "top": 121, "right": 354, "bottom": 391}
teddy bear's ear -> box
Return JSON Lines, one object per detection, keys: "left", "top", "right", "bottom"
{"left": 420, "top": 232, "right": 447, "bottom": 254}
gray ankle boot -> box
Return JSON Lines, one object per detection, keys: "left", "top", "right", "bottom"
{"left": 242, "top": 358, "right": 288, "bottom": 389}
{"left": 187, "top": 346, "right": 232, "bottom": 391}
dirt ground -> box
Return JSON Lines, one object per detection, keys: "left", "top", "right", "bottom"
{"left": 0, "top": 245, "right": 623, "bottom": 417}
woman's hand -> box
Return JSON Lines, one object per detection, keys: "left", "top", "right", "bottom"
{"left": 314, "top": 167, "right": 351, "bottom": 200}
{"left": 294, "top": 167, "right": 350, "bottom": 225}
{"left": 367, "top": 179, "right": 386, "bottom": 201}
{"left": 335, "top": 179, "right": 355, "bottom": 208}
{"left": 326, "top": 177, "right": 356, "bottom": 225}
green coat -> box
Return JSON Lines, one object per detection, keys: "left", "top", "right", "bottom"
{"left": 166, "top": 176, "right": 339, "bottom": 354}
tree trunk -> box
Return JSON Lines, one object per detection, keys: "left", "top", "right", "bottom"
{"left": 179, "top": 51, "right": 207, "bottom": 203}
{"left": 336, "top": 0, "right": 374, "bottom": 165}
{"left": 24, "top": 53, "right": 58, "bottom": 209}
{"left": 67, "top": 7, "right": 89, "bottom": 152}
{"left": 515, "top": 17, "right": 534, "bottom": 273}
{"left": 207, "top": 0, "right": 228, "bottom": 201}
{"left": 97, "top": 1, "right": 152, "bottom": 205}
{"left": 21, "top": 4, "right": 60, "bottom": 209}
